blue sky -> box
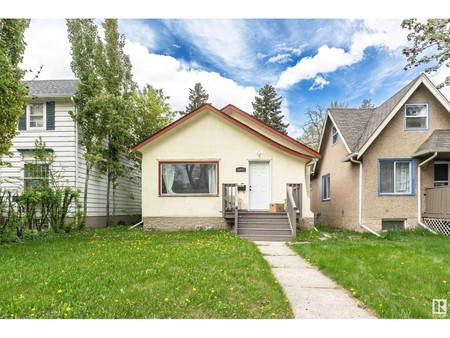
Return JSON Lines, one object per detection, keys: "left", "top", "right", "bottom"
{"left": 21, "top": 18, "right": 450, "bottom": 138}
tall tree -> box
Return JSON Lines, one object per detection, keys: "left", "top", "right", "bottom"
{"left": 185, "top": 82, "right": 210, "bottom": 113}
{"left": 66, "top": 19, "right": 104, "bottom": 223}
{"left": 252, "top": 84, "right": 289, "bottom": 134}
{"left": 132, "top": 85, "right": 175, "bottom": 144}
{"left": 0, "top": 19, "right": 30, "bottom": 166}
{"left": 95, "top": 19, "right": 136, "bottom": 226}
{"left": 360, "top": 99, "right": 375, "bottom": 108}
{"left": 330, "top": 100, "right": 349, "bottom": 108}
{"left": 297, "top": 104, "right": 327, "bottom": 151}
{"left": 401, "top": 19, "right": 450, "bottom": 88}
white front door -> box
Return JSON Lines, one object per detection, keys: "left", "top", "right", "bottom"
{"left": 249, "top": 161, "right": 270, "bottom": 210}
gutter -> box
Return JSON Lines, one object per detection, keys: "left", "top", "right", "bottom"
{"left": 349, "top": 155, "right": 382, "bottom": 237}
{"left": 417, "top": 152, "right": 437, "bottom": 234}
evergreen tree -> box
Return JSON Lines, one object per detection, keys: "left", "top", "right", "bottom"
{"left": 360, "top": 98, "right": 375, "bottom": 108}
{"left": 185, "top": 82, "right": 210, "bottom": 113}
{"left": 252, "top": 84, "right": 289, "bottom": 134}
{"left": 0, "top": 19, "right": 30, "bottom": 166}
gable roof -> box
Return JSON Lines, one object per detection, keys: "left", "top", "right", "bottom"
{"left": 24, "top": 79, "right": 78, "bottom": 97}
{"left": 412, "top": 129, "right": 450, "bottom": 157}
{"left": 131, "top": 104, "right": 314, "bottom": 160}
{"left": 221, "top": 104, "right": 320, "bottom": 158}
{"left": 322, "top": 73, "right": 450, "bottom": 159}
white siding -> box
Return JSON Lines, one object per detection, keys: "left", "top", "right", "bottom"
{"left": 0, "top": 96, "right": 141, "bottom": 222}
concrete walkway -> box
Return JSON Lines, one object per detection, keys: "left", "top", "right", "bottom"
{"left": 256, "top": 241, "right": 376, "bottom": 319}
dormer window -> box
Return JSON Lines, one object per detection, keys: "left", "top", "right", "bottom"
{"left": 331, "top": 124, "right": 339, "bottom": 146}
{"left": 404, "top": 103, "right": 429, "bottom": 130}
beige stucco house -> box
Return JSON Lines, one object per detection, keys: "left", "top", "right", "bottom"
{"left": 132, "top": 104, "right": 320, "bottom": 240}
{"left": 312, "top": 73, "right": 450, "bottom": 235}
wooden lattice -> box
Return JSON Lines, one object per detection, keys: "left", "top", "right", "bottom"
{"left": 423, "top": 218, "right": 450, "bottom": 236}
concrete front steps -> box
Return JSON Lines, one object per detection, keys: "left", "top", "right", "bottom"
{"left": 237, "top": 212, "right": 294, "bottom": 241}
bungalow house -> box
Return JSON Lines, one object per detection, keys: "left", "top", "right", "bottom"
{"left": 132, "top": 104, "right": 320, "bottom": 241}
{"left": 312, "top": 73, "right": 450, "bottom": 236}
{"left": 0, "top": 80, "right": 141, "bottom": 227}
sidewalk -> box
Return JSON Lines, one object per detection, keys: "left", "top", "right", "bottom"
{"left": 256, "top": 241, "right": 376, "bottom": 319}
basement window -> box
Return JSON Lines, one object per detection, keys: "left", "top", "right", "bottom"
{"left": 382, "top": 219, "right": 406, "bottom": 231}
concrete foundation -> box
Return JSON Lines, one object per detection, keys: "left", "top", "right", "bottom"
{"left": 143, "top": 217, "right": 232, "bottom": 231}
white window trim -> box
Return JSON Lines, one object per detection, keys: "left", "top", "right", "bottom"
{"left": 434, "top": 161, "right": 450, "bottom": 186}
{"left": 331, "top": 125, "right": 338, "bottom": 146}
{"left": 27, "top": 102, "right": 47, "bottom": 130}
{"left": 404, "top": 103, "right": 429, "bottom": 130}
{"left": 379, "top": 160, "right": 412, "bottom": 195}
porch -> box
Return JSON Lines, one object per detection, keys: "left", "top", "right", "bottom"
{"left": 222, "top": 183, "right": 302, "bottom": 241}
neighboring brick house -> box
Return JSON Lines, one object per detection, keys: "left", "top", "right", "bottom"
{"left": 311, "top": 73, "right": 450, "bottom": 235}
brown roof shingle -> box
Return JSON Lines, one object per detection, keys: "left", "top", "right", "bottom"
{"left": 412, "top": 129, "right": 450, "bottom": 157}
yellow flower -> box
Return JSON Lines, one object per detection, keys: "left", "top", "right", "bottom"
{"left": 193, "top": 288, "right": 196, "bottom": 291}
{"left": 203, "top": 277, "right": 206, "bottom": 280}
{"left": 164, "top": 298, "right": 168, "bottom": 301}
{"left": 240, "top": 302, "right": 243, "bottom": 305}
{"left": 186, "top": 299, "right": 189, "bottom": 302}
{"left": 57, "top": 289, "right": 62, "bottom": 293}
{"left": 211, "top": 290, "right": 215, "bottom": 293}
{"left": 379, "top": 304, "right": 383, "bottom": 307}
{"left": 44, "top": 282, "right": 48, "bottom": 285}
{"left": 356, "top": 301, "right": 360, "bottom": 305}
{"left": 275, "top": 281, "right": 278, "bottom": 284}
{"left": 352, "top": 292, "right": 356, "bottom": 295}
{"left": 230, "top": 288, "right": 234, "bottom": 291}
{"left": 10, "top": 314, "right": 14, "bottom": 317}
{"left": 66, "top": 307, "right": 71, "bottom": 311}
{"left": 62, "top": 270, "right": 65, "bottom": 273}
{"left": 350, "top": 288, "right": 354, "bottom": 291}
{"left": 285, "top": 299, "right": 289, "bottom": 303}
{"left": 444, "top": 280, "right": 447, "bottom": 284}
{"left": 115, "top": 300, "right": 119, "bottom": 303}
{"left": 31, "top": 313, "right": 35, "bottom": 317}
{"left": 19, "top": 295, "right": 25, "bottom": 299}
{"left": 31, "top": 308, "right": 35, "bottom": 311}
{"left": 272, "top": 313, "right": 275, "bottom": 316}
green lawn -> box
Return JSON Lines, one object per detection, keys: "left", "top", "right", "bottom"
{"left": 289, "top": 228, "right": 449, "bottom": 319}
{"left": 0, "top": 227, "right": 293, "bottom": 319}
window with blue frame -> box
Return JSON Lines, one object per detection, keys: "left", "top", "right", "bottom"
{"left": 322, "top": 174, "right": 330, "bottom": 201}
{"left": 378, "top": 159, "right": 414, "bottom": 195}
{"left": 404, "top": 103, "right": 429, "bottom": 130}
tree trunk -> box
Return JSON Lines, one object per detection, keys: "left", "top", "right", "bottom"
{"left": 83, "top": 164, "right": 90, "bottom": 224}
{"left": 106, "top": 170, "right": 111, "bottom": 227}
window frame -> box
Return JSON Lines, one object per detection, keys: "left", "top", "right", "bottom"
{"left": 434, "top": 160, "right": 450, "bottom": 186}
{"left": 321, "top": 173, "right": 330, "bottom": 201}
{"left": 331, "top": 124, "right": 339, "bottom": 146}
{"left": 404, "top": 102, "right": 429, "bottom": 131}
{"left": 158, "top": 161, "right": 219, "bottom": 197}
{"left": 27, "top": 102, "right": 47, "bottom": 130}
{"left": 23, "top": 162, "right": 50, "bottom": 189}
{"left": 378, "top": 158, "right": 415, "bottom": 196}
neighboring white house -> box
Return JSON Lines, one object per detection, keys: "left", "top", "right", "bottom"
{"left": 0, "top": 80, "right": 141, "bottom": 227}
{"left": 132, "top": 104, "right": 320, "bottom": 241}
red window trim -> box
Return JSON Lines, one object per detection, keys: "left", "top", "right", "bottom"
{"left": 158, "top": 161, "right": 220, "bottom": 197}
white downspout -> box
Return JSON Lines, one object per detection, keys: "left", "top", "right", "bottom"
{"left": 71, "top": 96, "right": 78, "bottom": 193}
{"left": 350, "top": 156, "right": 382, "bottom": 237}
{"left": 418, "top": 152, "right": 437, "bottom": 234}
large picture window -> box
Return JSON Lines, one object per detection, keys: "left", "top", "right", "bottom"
{"left": 160, "top": 162, "right": 218, "bottom": 195}
{"left": 378, "top": 159, "right": 414, "bottom": 195}
{"left": 404, "top": 103, "right": 429, "bottom": 130}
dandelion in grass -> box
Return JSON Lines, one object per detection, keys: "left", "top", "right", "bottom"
{"left": 379, "top": 304, "right": 382, "bottom": 307}
{"left": 58, "top": 289, "right": 62, "bottom": 293}
{"left": 211, "top": 289, "right": 215, "bottom": 293}
{"left": 193, "top": 288, "right": 196, "bottom": 291}
{"left": 115, "top": 300, "right": 119, "bottom": 303}
{"left": 356, "top": 301, "right": 360, "bottom": 305}
{"left": 19, "top": 295, "right": 24, "bottom": 299}
{"left": 444, "top": 280, "right": 447, "bottom": 284}
{"left": 66, "top": 307, "right": 71, "bottom": 311}
{"left": 10, "top": 314, "right": 14, "bottom": 317}
{"left": 164, "top": 298, "right": 168, "bottom": 301}
{"left": 31, "top": 313, "right": 35, "bottom": 317}
{"left": 352, "top": 291, "right": 356, "bottom": 295}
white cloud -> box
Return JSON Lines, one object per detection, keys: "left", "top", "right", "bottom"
{"left": 267, "top": 53, "right": 292, "bottom": 64}
{"left": 256, "top": 52, "right": 267, "bottom": 59}
{"left": 118, "top": 20, "right": 156, "bottom": 51}
{"left": 309, "top": 76, "right": 330, "bottom": 90}
{"left": 21, "top": 19, "right": 257, "bottom": 115}
{"left": 276, "top": 45, "right": 356, "bottom": 89}
{"left": 428, "top": 66, "right": 450, "bottom": 100}
{"left": 21, "top": 19, "right": 74, "bottom": 79}
{"left": 275, "top": 19, "right": 408, "bottom": 90}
